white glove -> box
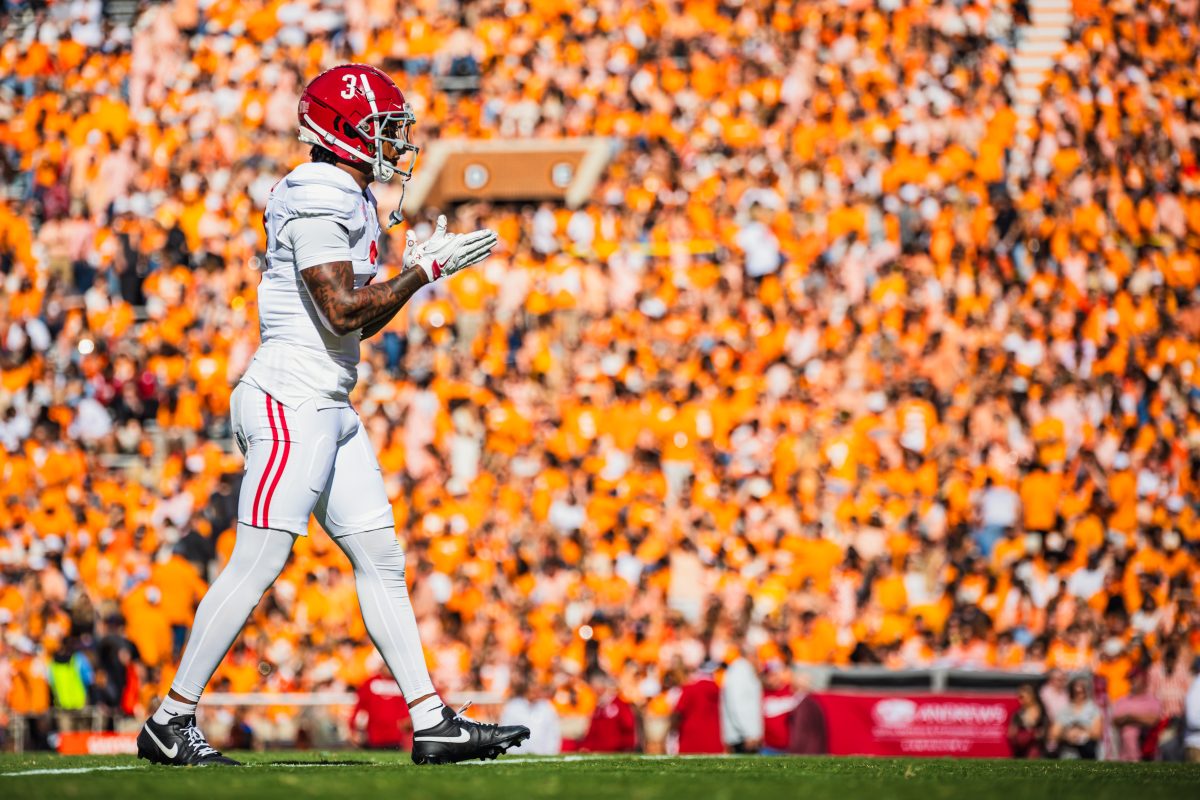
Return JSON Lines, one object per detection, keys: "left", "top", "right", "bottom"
{"left": 403, "top": 215, "right": 498, "bottom": 282}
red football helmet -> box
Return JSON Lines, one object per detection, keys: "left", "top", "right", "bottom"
{"left": 298, "top": 64, "right": 419, "bottom": 223}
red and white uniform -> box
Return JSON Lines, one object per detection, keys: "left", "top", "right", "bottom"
{"left": 233, "top": 161, "right": 393, "bottom": 538}
{"left": 675, "top": 676, "right": 724, "bottom": 754}
{"left": 352, "top": 673, "right": 413, "bottom": 749}
{"left": 762, "top": 687, "right": 800, "bottom": 751}
{"left": 581, "top": 695, "right": 637, "bottom": 753}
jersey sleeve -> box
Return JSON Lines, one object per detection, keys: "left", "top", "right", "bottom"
{"left": 287, "top": 181, "right": 362, "bottom": 221}
{"left": 275, "top": 165, "right": 367, "bottom": 269}
{"left": 288, "top": 217, "right": 352, "bottom": 270}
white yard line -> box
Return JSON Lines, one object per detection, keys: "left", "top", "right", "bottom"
{"left": 264, "top": 763, "right": 379, "bottom": 767}
{"left": 1, "top": 765, "right": 144, "bottom": 777}
{"left": 463, "top": 754, "right": 743, "bottom": 765}
{"left": 0, "top": 762, "right": 374, "bottom": 776}
{"left": 1, "top": 753, "right": 742, "bottom": 776}
{"left": 462, "top": 755, "right": 611, "bottom": 765}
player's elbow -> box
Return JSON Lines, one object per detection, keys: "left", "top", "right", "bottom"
{"left": 317, "top": 302, "right": 357, "bottom": 336}
{"left": 325, "top": 317, "right": 355, "bottom": 336}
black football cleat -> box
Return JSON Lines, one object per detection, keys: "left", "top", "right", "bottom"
{"left": 137, "top": 714, "right": 241, "bottom": 766}
{"left": 411, "top": 703, "right": 531, "bottom": 765}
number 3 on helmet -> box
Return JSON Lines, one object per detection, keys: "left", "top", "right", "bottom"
{"left": 297, "top": 64, "right": 419, "bottom": 223}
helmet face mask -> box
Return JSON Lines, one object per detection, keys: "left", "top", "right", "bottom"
{"left": 368, "top": 109, "right": 419, "bottom": 183}
{"left": 297, "top": 64, "right": 420, "bottom": 223}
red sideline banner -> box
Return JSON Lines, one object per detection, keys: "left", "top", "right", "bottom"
{"left": 57, "top": 731, "right": 139, "bottom": 755}
{"left": 808, "top": 692, "right": 1020, "bottom": 757}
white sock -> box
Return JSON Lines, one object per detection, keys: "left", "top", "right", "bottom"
{"left": 410, "top": 695, "right": 448, "bottom": 731}
{"left": 152, "top": 695, "right": 198, "bottom": 724}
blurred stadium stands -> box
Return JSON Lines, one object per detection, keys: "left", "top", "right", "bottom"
{"left": 0, "top": 0, "right": 1198, "bottom": 759}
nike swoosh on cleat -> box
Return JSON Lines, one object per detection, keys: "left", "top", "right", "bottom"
{"left": 414, "top": 730, "right": 470, "bottom": 743}
{"left": 145, "top": 726, "right": 179, "bottom": 759}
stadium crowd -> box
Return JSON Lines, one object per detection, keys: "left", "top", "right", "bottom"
{"left": 0, "top": 0, "right": 1199, "bottom": 760}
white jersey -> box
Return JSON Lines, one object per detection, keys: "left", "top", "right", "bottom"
{"left": 242, "top": 162, "right": 382, "bottom": 408}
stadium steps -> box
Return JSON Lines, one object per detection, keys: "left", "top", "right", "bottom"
{"left": 103, "top": 0, "right": 142, "bottom": 27}
{"left": 1012, "top": 0, "right": 1074, "bottom": 121}
{"left": 1, "top": 8, "right": 35, "bottom": 43}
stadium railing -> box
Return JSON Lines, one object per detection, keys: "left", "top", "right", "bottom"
{"left": 797, "top": 666, "right": 1056, "bottom": 692}
{"left": 199, "top": 690, "right": 504, "bottom": 707}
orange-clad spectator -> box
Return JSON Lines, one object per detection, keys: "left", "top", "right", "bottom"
{"left": 7, "top": 641, "right": 51, "bottom": 718}
{"left": 789, "top": 612, "right": 839, "bottom": 666}
{"left": 1048, "top": 628, "right": 1095, "bottom": 673}
{"left": 1021, "top": 468, "right": 1064, "bottom": 534}
{"left": 0, "top": 0, "right": 1197, "bottom": 749}
{"left": 1107, "top": 453, "right": 1139, "bottom": 535}
{"left": 121, "top": 585, "right": 173, "bottom": 670}
{"left": 150, "top": 551, "right": 208, "bottom": 659}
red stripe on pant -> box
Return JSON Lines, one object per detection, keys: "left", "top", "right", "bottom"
{"left": 251, "top": 394, "right": 281, "bottom": 527}
{"left": 261, "top": 400, "right": 290, "bottom": 528}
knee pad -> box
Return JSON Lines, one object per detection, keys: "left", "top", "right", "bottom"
{"left": 373, "top": 540, "right": 407, "bottom": 582}
{"left": 344, "top": 528, "right": 407, "bottom": 583}
{"left": 228, "top": 523, "right": 296, "bottom": 592}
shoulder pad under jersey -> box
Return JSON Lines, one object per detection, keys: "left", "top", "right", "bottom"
{"left": 276, "top": 163, "right": 366, "bottom": 235}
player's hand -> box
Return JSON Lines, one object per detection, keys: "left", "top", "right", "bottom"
{"left": 403, "top": 214, "right": 497, "bottom": 282}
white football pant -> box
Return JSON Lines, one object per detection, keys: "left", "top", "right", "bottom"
{"left": 169, "top": 382, "right": 436, "bottom": 705}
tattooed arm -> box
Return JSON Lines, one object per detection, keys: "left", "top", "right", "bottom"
{"left": 300, "top": 261, "right": 429, "bottom": 336}
{"left": 359, "top": 306, "right": 403, "bottom": 340}
{"left": 297, "top": 214, "right": 496, "bottom": 338}
{"left": 355, "top": 271, "right": 406, "bottom": 340}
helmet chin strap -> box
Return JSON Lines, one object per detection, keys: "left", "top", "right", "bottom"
{"left": 387, "top": 179, "right": 408, "bottom": 228}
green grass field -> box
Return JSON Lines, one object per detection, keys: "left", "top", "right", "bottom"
{"left": 1, "top": 752, "right": 1197, "bottom": 800}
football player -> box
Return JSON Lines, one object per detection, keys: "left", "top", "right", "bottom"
{"left": 137, "top": 64, "right": 529, "bottom": 766}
